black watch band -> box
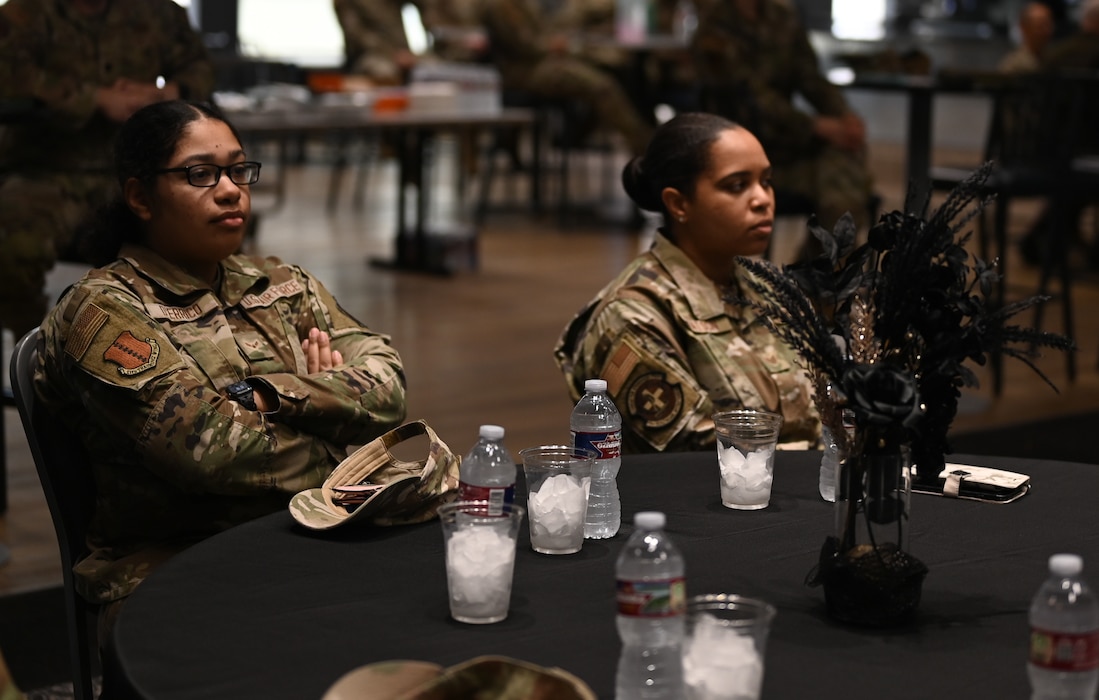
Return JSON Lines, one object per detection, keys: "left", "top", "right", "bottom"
{"left": 226, "top": 380, "right": 257, "bottom": 411}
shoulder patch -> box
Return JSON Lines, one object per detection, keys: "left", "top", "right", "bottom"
{"left": 65, "top": 303, "right": 110, "bottom": 361}
{"left": 626, "top": 372, "right": 685, "bottom": 429}
{"left": 603, "top": 342, "right": 639, "bottom": 396}
{"left": 104, "top": 331, "right": 160, "bottom": 376}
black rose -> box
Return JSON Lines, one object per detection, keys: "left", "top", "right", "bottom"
{"left": 840, "top": 363, "right": 923, "bottom": 429}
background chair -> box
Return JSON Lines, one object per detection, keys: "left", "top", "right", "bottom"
{"left": 933, "top": 74, "right": 1089, "bottom": 393}
{"left": 10, "top": 329, "right": 97, "bottom": 700}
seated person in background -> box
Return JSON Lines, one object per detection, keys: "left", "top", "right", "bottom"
{"left": 478, "top": 0, "right": 654, "bottom": 155}
{"left": 35, "top": 101, "right": 408, "bottom": 619}
{"left": 0, "top": 0, "right": 213, "bottom": 336}
{"left": 1043, "top": 0, "right": 1099, "bottom": 71}
{"left": 552, "top": 0, "right": 628, "bottom": 73}
{"left": 691, "top": 0, "right": 873, "bottom": 234}
{"left": 999, "top": 1, "right": 1055, "bottom": 73}
{"left": 418, "top": 0, "right": 490, "bottom": 62}
{"left": 333, "top": 0, "right": 421, "bottom": 84}
{"left": 554, "top": 113, "right": 820, "bottom": 453}
{"left": 1029, "top": 0, "right": 1099, "bottom": 268}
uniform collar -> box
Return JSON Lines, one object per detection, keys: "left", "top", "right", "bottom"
{"left": 649, "top": 233, "right": 736, "bottom": 322}
{"left": 116, "top": 245, "right": 269, "bottom": 304}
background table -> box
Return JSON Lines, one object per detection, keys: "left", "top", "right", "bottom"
{"left": 106, "top": 450, "right": 1099, "bottom": 699}
{"left": 228, "top": 106, "right": 536, "bottom": 275}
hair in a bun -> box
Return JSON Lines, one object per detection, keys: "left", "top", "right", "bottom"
{"left": 619, "top": 112, "right": 740, "bottom": 230}
{"left": 621, "top": 156, "right": 663, "bottom": 212}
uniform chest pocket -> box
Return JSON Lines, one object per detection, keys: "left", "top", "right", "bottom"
{"left": 728, "top": 333, "right": 793, "bottom": 375}
{"left": 235, "top": 329, "right": 277, "bottom": 362}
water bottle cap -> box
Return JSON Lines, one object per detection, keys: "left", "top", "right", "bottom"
{"left": 1050, "top": 553, "right": 1083, "bottom": 576}
{"left": 634, "top": 511, "right": 665, "bottom": 530}
{"left": 478, "top": 425, "right": 505, "bottom": 440}
{"left": 584, "top": 379, "right": 608, "bottom": 393}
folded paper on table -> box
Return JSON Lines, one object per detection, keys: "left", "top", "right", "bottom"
{"left": 289, "top": 419, "right": 461, "bottom": 530}
{"left": 912, "top": 463, "right": 1031, "bottom": 503}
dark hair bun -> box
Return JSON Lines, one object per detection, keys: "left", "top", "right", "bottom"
{"left": 621, "top": 156, "right": 662, "bottom": 212}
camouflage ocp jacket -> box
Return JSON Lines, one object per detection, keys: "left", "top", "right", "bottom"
{"left": 37, "top": 245, "right": 407, "bottom": 602}
{"left": 555, "top": 233, "right": 820, "bottom": 454}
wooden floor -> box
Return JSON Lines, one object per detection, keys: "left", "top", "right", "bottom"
{"left": 2, "top": 134, "right": 1097, "bottom": 597}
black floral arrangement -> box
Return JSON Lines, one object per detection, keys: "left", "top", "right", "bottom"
{"left": 730, "top": 163, "right": 1075, "bottom": 625}
{"left": 734, "top": 162, "right": 1075, "bottom": 484}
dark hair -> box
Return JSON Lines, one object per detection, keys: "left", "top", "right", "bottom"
{"left": 83, "top": 100, "right": 243, "bottom": 266}
{"left": 621, "top": 112, "right": 739, "bottom": 232}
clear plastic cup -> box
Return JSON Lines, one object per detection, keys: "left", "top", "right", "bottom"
{"left": 518, "top": 446, "right": 593, "bottom": 554}
{"left": 438, "top": 501, "right": 524, "bottom": 624}
{"left": 712, "top": 410, "right": 784, "bottom": 509}
{"left": 683, "top": 594, "right": 777, "bottom": 700}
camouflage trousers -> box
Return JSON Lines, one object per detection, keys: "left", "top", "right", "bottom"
{"left": 771, "top": 144, "right": 874, "bottom": 233}
{"left": 521, "top": 56, "right": 654, "bottom": 155}
{"left": 0, "top": 171, "right": 115, "bottom": 335}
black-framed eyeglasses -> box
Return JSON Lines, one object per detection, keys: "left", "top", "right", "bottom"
{"left": 155, "top": 161, "right": 262, "bottom": 188}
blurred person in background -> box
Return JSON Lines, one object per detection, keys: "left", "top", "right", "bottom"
{"left": 999, "top": 1, "right": 1056, "bottom": 73}
{"left": 418, "top": 0, "right": 490, "bottom": 62}
{"left": 1024, "top": 0, "right": 1099, "bottom": 269}
{"left": 478, "top": 0, "right": 655, "bottom": 155}
{"left": 0, "top": 0, "right": 213, "bottom": 336}
{"left": 555, "top": 113, "right": 820, "bottom": 453}
{"left": 333, "top": 0, "right": 421, "bottom": 84}
{"left": 691, "top": 0, "right": 874, "bottom": 238}
{"left": 36, "top": 100, "right": 407, "bottom": 634}
{"left": 1043, "top": 0, "right": 1099, "bottom": 70}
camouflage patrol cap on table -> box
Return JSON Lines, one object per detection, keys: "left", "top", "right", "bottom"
{"left": 289, "top": 420, "right": 461, "bottom": 530}
{"left": 322, "top": 655, "right": 597, "bottom": 700}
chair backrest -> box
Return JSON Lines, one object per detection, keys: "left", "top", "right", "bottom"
{"left": 10, "top": 329, "right": 97, "bottom": 700}
{"left": 987, "top": 73, "right": 1089, "bottom": 174}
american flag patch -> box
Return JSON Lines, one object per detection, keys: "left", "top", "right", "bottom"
{"left": 65, "top": 303, "right": 109, "bottom": 361}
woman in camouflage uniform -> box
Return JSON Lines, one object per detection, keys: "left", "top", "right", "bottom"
{"left": 555, "top": 113, "right": 819, "bottom": 453}
{"left": 35, "top": 101, "right": 408, "bottom": 611}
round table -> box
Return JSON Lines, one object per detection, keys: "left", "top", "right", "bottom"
{"left": 106, "top": 450, "right": 1099, "bottom": 699}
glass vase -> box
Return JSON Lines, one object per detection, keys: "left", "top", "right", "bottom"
{"left": 810, "top": 442, "right": 928, "bottom": 627}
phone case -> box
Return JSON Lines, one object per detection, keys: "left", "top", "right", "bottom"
{"left": 912, "top": 463, "right": 1031, "bottom": 503}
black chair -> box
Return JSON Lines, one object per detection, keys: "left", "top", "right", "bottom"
{"left": 477, "top": 89, "right": 619, "bottom": 229}
{"left": 1, "top": 329, "right": 14, "bottom": 515}
{"left": 10, "top": 328, "right": 98, "bottom": 700}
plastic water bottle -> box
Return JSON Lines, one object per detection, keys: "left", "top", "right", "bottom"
{"left": 571, "top": 379, "right": 622, "bottom": 539}
{"left": 1028, "top": 553, "right": 1099, "bottom": 699}
{"left": 458, "top": 425, "right": 516, "bottom": 516}
{"left": 616, "top": 511, "right": 686, "bottom": 700}
{"left": 819, "top": 424, "right": 838, "bottom": 502}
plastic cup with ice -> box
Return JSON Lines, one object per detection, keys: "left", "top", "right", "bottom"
{"left": 438, "top": 501, "right": 524, "bottom": 624}
{"left": 519, "top": 446, "right": 593, "bottom": 554}
{"left": 712, "top": 410, "right": 783, "bottom": 510}
{"left": 684, "top": 594, "right": 776, "bottom": 700}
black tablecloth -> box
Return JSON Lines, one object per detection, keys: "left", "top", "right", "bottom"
{"left": 107, "top": 451, "right": 1099, "bottom": 699}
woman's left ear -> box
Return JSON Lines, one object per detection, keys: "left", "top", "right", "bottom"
{"left": 123, "top": 177, "right": 154, "bottom": 222}
{"left": 661, "top": 186, "right": 688, "bottom": 222}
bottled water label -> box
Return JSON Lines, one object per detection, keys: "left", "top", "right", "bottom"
{"left": 1030, "top": 627, "right": 1099, "bottom": 671}
{"left": 458, "top": 482, "right": 514, "bottom": 516}
{"left": 617, "top": 577, "right": 687, "bottom": 617}
{"left": 573, "top": 430, "right": 622, "bottom": 461}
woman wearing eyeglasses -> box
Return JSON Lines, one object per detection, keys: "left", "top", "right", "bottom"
{"left": 34, "top": 100, "right": 407, "bottom": 615}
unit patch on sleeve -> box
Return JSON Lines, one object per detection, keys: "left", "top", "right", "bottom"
{"left": 626, "top": 372, "right": 684, "bottom": 429}
{"left": 104, "top": 331, "right": 160, "bottom": 376}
